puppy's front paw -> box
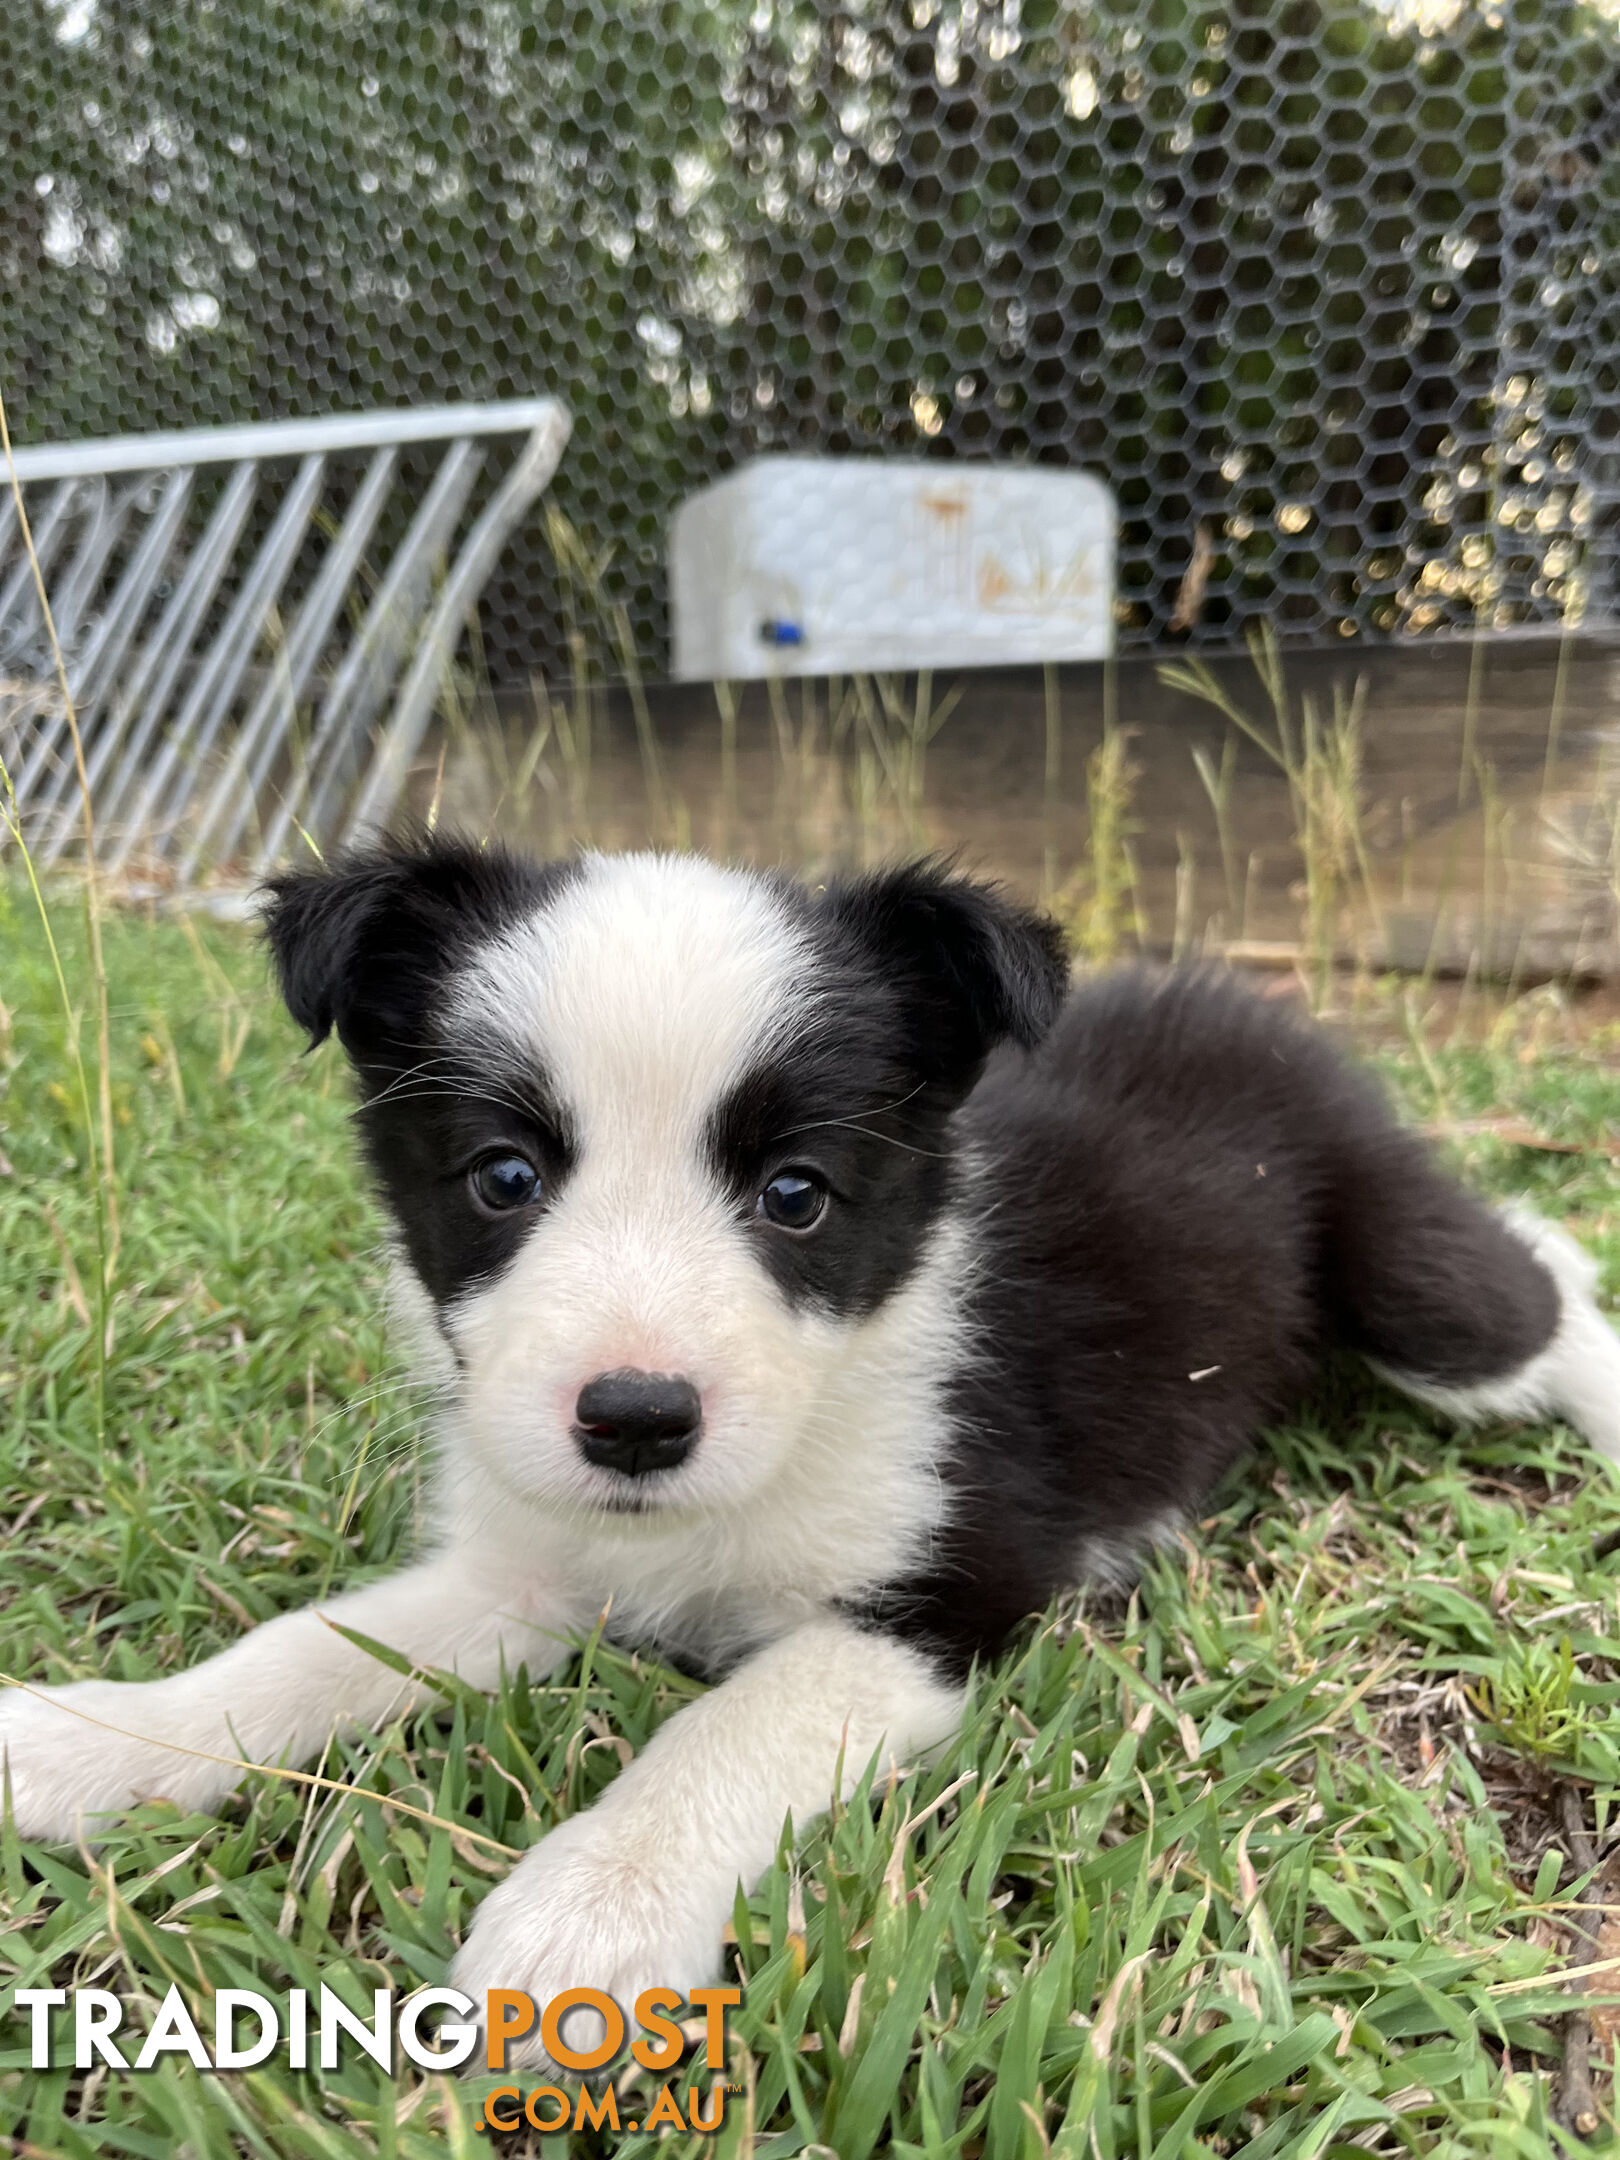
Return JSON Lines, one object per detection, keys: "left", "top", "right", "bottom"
{"left": 450, "top": 1808, "right": 734, "bottom": 2068}
{"left": 0, "top": 1679, "right": 237, "bottom": 1840}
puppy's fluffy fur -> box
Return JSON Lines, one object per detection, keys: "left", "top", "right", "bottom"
{"left": 5, "top": 838, "right": 1618, "bottom": 2045}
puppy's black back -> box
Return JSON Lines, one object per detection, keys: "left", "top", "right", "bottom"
{"left": 857, "top": 967, "right": 1559, "bottom": 1668}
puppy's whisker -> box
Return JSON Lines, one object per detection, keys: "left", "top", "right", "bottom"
{"left": 361, "top": 1049, "right": 561, "bottom": 1132}
{"left": 347, "top": 1087, "right": 543, "bottom": 1125}
{"left": 772, "top": 1112, "right": 951, "bottom": 1159}
{"left": 296, "top": 1374, "right": 430, "bottom": 1434}
{"left": 767, "top": 1080, "right": 945, "bottom": 1155}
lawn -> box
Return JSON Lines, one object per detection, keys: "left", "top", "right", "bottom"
{"left": 2, "top": 876, "right": 1620, "bottom": 2157}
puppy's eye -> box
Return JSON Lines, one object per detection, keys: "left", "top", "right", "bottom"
{"left": 471, "top": 1153, "right": 543, "bottom": 1212}
{"left": 757, "top": 1169, "right": 828, "bottom": 1232}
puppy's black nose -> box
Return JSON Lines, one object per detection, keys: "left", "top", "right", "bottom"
{"left": 574, "top": 1370, "right": 701, "bottom": 1477}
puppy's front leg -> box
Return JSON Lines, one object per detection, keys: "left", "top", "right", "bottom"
{"left": 451, "top": 1615, "right": 963, "bottom": 2047}
{"left": 0, "top": 1552, "right": 583, "bottom": 1840}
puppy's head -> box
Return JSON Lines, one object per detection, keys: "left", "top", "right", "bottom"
{"left": 264, "top": 836, "right": 1067, "bottom": 1523}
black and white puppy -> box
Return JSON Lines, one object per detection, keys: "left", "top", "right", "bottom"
{"left": 5, "top": 836, "right": 1618, "bottom": 2043}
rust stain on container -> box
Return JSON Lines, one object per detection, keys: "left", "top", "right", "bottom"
{"left": 978, "top": 553, "right": 1014, "bottom": 604}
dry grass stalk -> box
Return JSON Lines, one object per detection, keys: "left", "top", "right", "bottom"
{"left": 0, "top": 383, "right": 118, "bottom": 1436}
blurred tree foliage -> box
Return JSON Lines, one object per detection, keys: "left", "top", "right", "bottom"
{"left": 2, "top": 0, "right": 1615, "bottom": 674}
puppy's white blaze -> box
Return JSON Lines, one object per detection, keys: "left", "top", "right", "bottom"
{"left": 451, "top": 851, "right": 815, "bottom": 1148}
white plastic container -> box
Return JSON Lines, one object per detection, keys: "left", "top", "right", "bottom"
{"left": 669, "top": 456, "right": 1115, "bottom": 680}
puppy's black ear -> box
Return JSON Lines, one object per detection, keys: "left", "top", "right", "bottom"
{"left": 819, "top": 860, "right": 1070, "bottom": 1089}
{"left": 260, "top": 831, "right": 553, "bottom": 1067}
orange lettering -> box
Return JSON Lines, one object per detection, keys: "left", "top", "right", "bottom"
{"left": 483, "top": 1992, "right": 536, "bottom": 2073}
{"left": 574, "top": 2084, "right": 622, "bottom": 2132}
{"left": 522, "top": 2086, "right": 571, "bottom": 2132}
{"left": 482, "top": 2086, "right": 521, "bottom": 2132}
{"left": 632, "top": 1987, "right": 686, "bottom": 2071}
{"left": 643, "top": 2085, "right": 687, "bottom": 2130}
{"left": 539, "top": 1986, "right": 625, "bottom": 2072}
{"left": 688, "top": 1985, "right": 741, "bottom": 2067}
{"left": 688, "top": 2081, "right": 727, "bottom": 2132}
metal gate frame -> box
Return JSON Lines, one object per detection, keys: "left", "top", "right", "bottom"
{"left": 0, "top": 397, "right": 571, "bottom": 888}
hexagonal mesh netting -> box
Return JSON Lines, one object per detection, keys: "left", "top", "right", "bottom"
{"left": 5, "top": 0, "right": 1617, "bottom": 683}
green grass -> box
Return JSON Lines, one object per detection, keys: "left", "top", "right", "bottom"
{"left": 3, "top": 882, "right": 1620, "bottom": 2157}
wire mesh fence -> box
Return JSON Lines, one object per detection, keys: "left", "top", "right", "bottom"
{"left": 5, "top": 0, "right": 1618, "bottom": 684}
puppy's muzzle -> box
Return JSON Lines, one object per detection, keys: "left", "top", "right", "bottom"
{"left": 573, "top": 1369, "right": 702, "bottom": 1477}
